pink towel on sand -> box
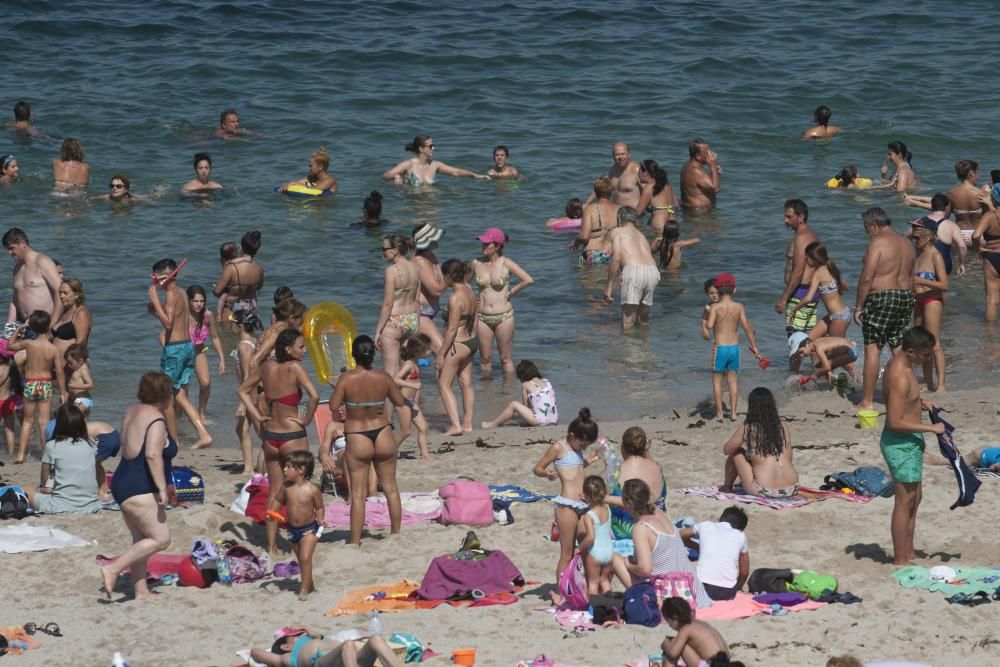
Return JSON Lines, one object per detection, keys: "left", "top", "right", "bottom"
{"left": 323, "top": 494, "right": 441, "bottom": 529}
{"left": 697, "top": 592, "right": 826, "bottom": 620}
{"left": 676, "top": 485, "right": 872, "bottom": 509}
{"left": 95, "top": 552, "right": 190, "bottom": 579}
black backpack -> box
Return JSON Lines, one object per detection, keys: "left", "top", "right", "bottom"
{"left": 748, "top": 567, "right": 793, "bottom": 594}
{"left": 0, "top": 485, "right": 30, "bottom": 519}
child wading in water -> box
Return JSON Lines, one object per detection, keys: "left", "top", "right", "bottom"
{"left": 579, "top": 475, "right": 614, "bottom": 598}
{"left": 393, "top": 333, "right": 432, "bottom": 459}
{"left": 704, "top": 273, "right": 761, "bottom": 421}
{"left": 533, "top": 407, "right": 599, "bottom": 583}
{"left": 186, "top": 285, "right": 225, "bottom": 423}
{"left": 481, "top": 359, "right": 558, "bottom": 428}
{"left": 651, "top": 220, "right": 700, "bottom": 270}
{"left": 268, "top": 450, "right": 324, "bottom": 600}
{"left": 700, "top": 277, "right": 720, "bottom": 339}
{"left": 659, "top": 597, "right": 733, "bottom": 667}
{"left": 10, "top": 311, "right": 65, "bottom": 463}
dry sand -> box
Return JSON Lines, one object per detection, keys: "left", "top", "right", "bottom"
{"left": 4, "top": 386, "right": 1000, "bottom": 666}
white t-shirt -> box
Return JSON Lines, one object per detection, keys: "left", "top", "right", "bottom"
{"left": 693, "top": 521, "right": 748, "bottom": 588}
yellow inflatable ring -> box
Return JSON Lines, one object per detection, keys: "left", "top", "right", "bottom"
{"left": 303, "top": 301, "right": 357, "bottom": 385}
{"left": 282, "top": 183, "right": 333, "bottom": 198}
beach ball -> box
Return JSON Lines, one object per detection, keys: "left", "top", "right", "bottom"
{"left": 177, "top": 557, "right": 208, "bottom": 588}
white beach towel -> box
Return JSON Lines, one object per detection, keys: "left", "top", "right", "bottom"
{"left": 0, "top": 525, "right": 93, "bottom": 553}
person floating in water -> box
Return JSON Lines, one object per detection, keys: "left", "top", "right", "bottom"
{"left": 382, "top": 134, "right": 489, "bottom": 186}
{"left": 801, "top": 104, "right": 840, "bottom": 140}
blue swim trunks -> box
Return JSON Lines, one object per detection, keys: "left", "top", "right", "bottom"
{"left": 980, "top": 447, "right": 1000, "bottom": 468}
{"left": 712, "top": 344, "right": 740, "bottom": 373}
{"left": 160, "top": 341, "right": 196, "bottom": 391}
{"left": 288, "top": 520, "right": 320, "bottom": 544}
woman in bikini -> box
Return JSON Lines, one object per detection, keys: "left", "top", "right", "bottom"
{"left": 871, "top": 140, "right": 919, "bottom": 193}
{"left": 720, "top": 387, "right": 798, "bottom": 499}
{"left": 232, "top": 310, "right": 261, "bottom": 475}
{"left": 472, "top": 227, "right": 533, "bottom": 375}
{"left": 905, "top": 160, "right": 984, "bottom": 233}
{"left": 972, "top": 185, "right": 1000, "bottom": 322}
{"left": 278, "top": 146, "right": 337, "bottom": 194}
{"left": 789, "top": 242, "right": 851, "bottom": 339}
{"left": 51, "top": 278, "right": 92, "bottom": 356}
{"left": 181, "top": 152, "right": 224, "bottom": 194}
{"left": 607, "top": 426, "right": 669, "bottom": 539}
{"left": 238, "top": 328, "right": 319, "bottom": 555}
{"left": 375, "top": 234, "right": 421, "bottom": 379}
{"left": 634, "top": 159, "right": 679, "bottom": 233}
{"left": 186, "top": 285, "right": 225, "bottom": 423}
{"left": 382, "top": 135, "right": 489, "bottom": 186}
{"left": 51, "top": 138, "right": 90, "bottom": 194}
{"left": 436, "top": 259, "right": 479, "bottom": 436}
{"left": 911, "top": 223, "right": 948, "bottom": 392}
{"left": 213, "top": 230, "right": 264, "bottom": 325}
{"left": 412, "top": 223, "right": 446, "bottom": 353}
{"left": 330, "top": 336, "right": 408, "bottom": 546}
{"left": 575, "top": 176, "right": 619, "bottom": 265}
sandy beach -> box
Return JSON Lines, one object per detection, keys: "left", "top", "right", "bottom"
{"left": 3, "top": 385, "right": 1000, "bottom": 667}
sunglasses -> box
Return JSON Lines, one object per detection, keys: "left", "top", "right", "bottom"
{"left": 424, "top": 144, "right": 436, "bottom": 149}
{"left": 109, "top": 183, "right": 125, "bottom": 189}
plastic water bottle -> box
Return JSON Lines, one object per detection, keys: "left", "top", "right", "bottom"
{"left": 215, "top": 539, "right": 232, "bottom": 584}
{"left": 367, "top": 610, "right": 383, "bottom": 637}
{"left": 597, "top": 437, "right": 620, "bottom": 487}
{"left": 110, "top": 651, "right": 130, "bottom": 667}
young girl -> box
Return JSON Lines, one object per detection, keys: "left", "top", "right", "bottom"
{"left": 533, "top": 407, "right": 599, "bottom": 582}
{"left": 215, "top": 242, "right": 239, "bottom": 320}
{"left": 232, "top": 310, "right": 260, "bottom": 475}
{"left": 393, "top": 333, "right": 432, "bottom": 459}
{"left": 0, "top": 350, "right": 19, "bottom": 455}
{"left": 64, "top": 343, "right": 93, "bottom": 412}
{"left": 481, "top": 359, "right": 558, "bottom": 428}
{"left": 911, "top": 223, "right": 948, "bottom": 392}
{"left": 545, "top": 197, "right": 584, "bottom": 231}
{"left": 651, "top": 221, "right": 700, "bottom": 270}
{"left": 721, "top": 387, "right": 798, "bottom": 499}
{"left": 187, "top": 285, "right": 225, "bottom": 422}
{"left": 699, "top": 278, "right": 719, "bottom": 340}
{"left": 579, "top": 475, "right": 614, "bottom": 597}
{"left": 9, "top": 312, "right": 65, "bottom": 464}
{"left": 789, "top": 242, "right": 850, "bottom": 338}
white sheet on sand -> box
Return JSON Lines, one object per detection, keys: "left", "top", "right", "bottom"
{"left": 0, "top": 525, "right": 93, "bottom": 553}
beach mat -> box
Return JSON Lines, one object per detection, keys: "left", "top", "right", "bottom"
{"left": 489, "top": 485, "right": 553, "bottom": 504}
{"left": 676, "top": 485, "right": 873, "bottom": 509}
{"left": 893, "top": 565, "right": 1000, "bottom": 597}
{"left": 326, "top": 580, "right": 519, "bottom": 617}
{"left": 0, "top": 525, "right": 92, "bottom": 553}
{"left": 323, "top": 493, "right": 441, "bottom": 529}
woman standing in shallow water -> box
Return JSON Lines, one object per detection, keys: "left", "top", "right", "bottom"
{"left": 382, "top": 135, "right": 490, "bottom": 186}
{"left": 472, "top": 227, "right": 533, "bottom": 375}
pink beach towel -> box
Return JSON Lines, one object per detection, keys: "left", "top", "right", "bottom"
{"left": 676, "top": 485, "right": 872, "bottom": 509}
{"left": 323, "top": 493, "right": 441, "bottom": 529}
{"left": 95, "top": 552, "right": 190, "bottom": 579}
{"left": 697, "top": 592, "right": 826, "bottom": 620}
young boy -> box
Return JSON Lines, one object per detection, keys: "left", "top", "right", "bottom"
{"left": 9, "top": 311, "right": 65, "bottom": 464}
{"left": 249, "top": 629, "right": 403, "bottom": 667}
{"left": 880, "top": 326, "right": 944, "bottom": 566}
{"left": 699, "top": 278, "right": 719, "bottom": 340}
{"left": 790, "top": 333, "right": 858, "bottom": 383}
{"left": 704, "top": 273, "right": 761, "bottom": 421}
{"left": 148, "top": 257, "right": 212, "bottom": 448}
{"left": 659, "top": 597, "right": 732, "bottom": 667}
{"left": 680, "top": 506, "right": 749, "bottom": 601}
{"left": 268, "top": 450, "right": 324, "bottom": 600}
{"left": 64, "top": 343, "right": 93, "bottom": 412}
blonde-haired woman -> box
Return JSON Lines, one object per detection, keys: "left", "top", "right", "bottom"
{"left": 278, "top": 146, "right": 337, "bottom": 194}
{"left": 52, "top": 138, "right": 90, "bottom": 192}
{"left": 51, "top": 278, "right": 92, "bottom": 355}
{"left": 375, "top": 235, "right": 421, "bottom": 378}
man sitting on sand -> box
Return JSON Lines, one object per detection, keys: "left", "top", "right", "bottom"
{"left": 250, "top": 629, "right": 403, "bottom": 667}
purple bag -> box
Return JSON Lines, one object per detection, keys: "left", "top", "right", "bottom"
{"left": 753, "top": 592, "right": 808, "bottom": 606}
{"left": 415, "top": 550, "right": 524, "bottom": 600}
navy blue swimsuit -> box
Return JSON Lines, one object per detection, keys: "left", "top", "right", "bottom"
{"left": 110, "top": 417, "right": 177, "bottom": 505}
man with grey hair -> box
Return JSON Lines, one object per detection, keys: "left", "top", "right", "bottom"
{"left": 604, "top": 206, "right": 660, "bottom": 329}
{"left": 854, "top": 207, "right": 915, "bottom": 410}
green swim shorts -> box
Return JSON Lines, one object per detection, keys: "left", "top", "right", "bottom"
{"left": 879, "top": 429, "right": 925, "bottom": 484}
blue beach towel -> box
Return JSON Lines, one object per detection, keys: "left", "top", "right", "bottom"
{"left": 930, "top": 409, "right": 980, "bottom": 510}
{"left": 488, "top": 485, "right": 553, "bottom": 507}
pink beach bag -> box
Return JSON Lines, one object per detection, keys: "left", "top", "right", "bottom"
{"left": 651, "top": 571, "right": 698, "bottom": 611}
{"left": 438, "top": 479, "right": 494, "bottom": 527}
{"left": 558, "top": 552, "right": 589, "bottom": 610}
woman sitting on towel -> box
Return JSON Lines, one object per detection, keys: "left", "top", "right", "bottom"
{"left": 606, "top": 426, "right": 668, "bottom": 539}
{"left": 23, "top": 403, "right": 101, "bottom": 514}
{"left": 720, "top": 387, "right": 798, "bottom": 498}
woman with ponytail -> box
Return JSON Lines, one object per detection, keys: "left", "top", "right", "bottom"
{"left": 382, "top": 135, "right": 489, "bottom": 186}
{"left": 375, "top": 234, "right": 421, "bottom": 379}
{"left": 634, "top": 159, "right": 679, "bottom": 232}
{"left": 788, "top": 242, "right": 851, "bottom": 338}
{"left": 872, "top": 140, "right": 919, "bottom": 192}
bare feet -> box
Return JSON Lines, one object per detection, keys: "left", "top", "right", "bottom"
{"left": 13, "top": 458, "right": 25, "bottom": 465}
{"left": 191, "top": 434, "right": 213, "bottom": 449}
{"left": 100, "top": 565, "right": 116, "bottom": 600}
{"left": 134, "top": 590, "right": 159, "bottom": 601}
{"left": 547, "top": 590, "right": 565, "bottom": 606}
{"left": 480, "top": 421, "right": 495, "bottom": 429}
{"left": 462, "top": 425, "right": 473, "bottom": 433}
{"left": 442, "top": 427, "right": 463, "bottom": 436}
{"left": 241, "top": 467, "right": 255, "bottom": 476}
{"left": 856, "top": 403, "right": 875, "bottom": 411}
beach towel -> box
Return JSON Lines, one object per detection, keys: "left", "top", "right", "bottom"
{"left": 893, "top": 565, "right": 1000, "bottom": 597}
{"left": 326, "top": 580, "right": 520, "bottom": 617}
{"left": 676, "top": 485, "right": 872, "bottom": 509}
{"left": 930, "top": 409, "right": 981, "bottom": 509}
{"left": 95, "top": 552, "right": 191, "bottom": 579}
{"left": 323, "top": 493, "right": 441, "bottom": 529}
{"left": 489, "top": 485, "right": 553, "bottom": 506}
{"left": 0, "top": 525, "right": 92, "bottom": 553}
{"left": 416, "top": 549, "right": 524, "bottom": 600}
{"left": 697, "top": 592, "right": 826, "bottom": 620}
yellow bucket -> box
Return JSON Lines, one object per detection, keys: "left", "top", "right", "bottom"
{"left": 857, "top": 409, "right": 879, "bottom": 429}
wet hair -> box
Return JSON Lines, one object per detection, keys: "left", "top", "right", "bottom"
{"left": 621, "top": 426, "right": 649, "bottom": 457}
{"left": 744, "top": 387, "right": 787, "bottom": 460}
{"left": 567, "top": 407, "right": 598, "bottom": 444}
{"left": 826, "top": 657, "right": 863, "bottom": 667}
{"left": 688, "top": 139, "right": 707, "bottom": 159}
{"left": 400, "top": 332, "right": 431, "bottom": 361}
{"left": 273, "top": 286, "right": 294, "bottom": 305}
{"left": 310, "top": 146, "right": 330, "bottom": 172}
{"left": 274, "top": 328, "right": 302, "bottom": 363}
{"left": 887, "top": 140, "right": 912, "bottom": 164}
{"left": 784, "top": 198, "right": 809, "bottom": 222}
{"left": 219, "top": 109, "right": 237, "bottom": 127}
{"left": 384, "top": 234, "right": 414, "bottom": 255}
{"left": 862, "top": 207, "right": 891, "bottom": 229}
{"left": 193, "top": 153, "right": 212, "bottom": 169}
{"left": 719, "top": 506, "right": 748, "bottom": 530}
{"left": 186, "top": 285, "right": 208, "bottom": 330}
{"left": 661, "top": 597, "right": 693, "bottom": 625}
{"left": 28, "top": 309, "right": 50, "bottom": 334}
{"left": 352, "top": 335, "right": 376, "bottom": 369}
{"left": 930, "top": 193, "right": 951, "bottom": 212}
{"left": 13, "top": 101, "right": 30, "bottom": 122}
{"left": 52, "top": 403, "right": 88, "bottom": 441}
{"left": 284, "top": 450, "right": 315, "bottom": 479}
{"left": 641, "top": 159, "right": 669, "bottom": 195}
{"left": 152, "top": 258, "right": 177, "bottom": 274}
{"left": 2, "top": 228, "right": 27, "bottom": 248}
{"left": 617, "top": 206, "right": 638, "bottom": 226}
{"left": 109, "top": 174, "right": 131, "bottom": 194}
{"left": 64, "top": 343, "right": 88, "bottom": 363}
{"left": 233, "top": 309, "right": 262, "bottom": 333}
{"left": 621, "top": 478, "right": 656, "bottom": 515}
{"left": 493, "top": 145, "right": 509, "bottom": 158}
{"left": 813, "top": 105, "right": 832, "bottom": 127}
{"left": 804, "top": 242, "right": 846, "bottom": 293}
{"left": 902, "top": 326, "right": 935, "bottom": 352}
{"left": 137, "top": 371, "right": 173, "bottom": 404}
{"left": 441, "top": 258, "right": 468, "bottom": 284}
{"left": 593, "top": 176, "right": 613, "bottom": 199}
{"left": 565, "top": 198, "right": 584, "bottom": 219}
{"left": 703, "top": 278, "right": 717, "bottom": 294}
{"left": 955, "top": 159, "right": 978, "bottom": 181}
{"left": 583, "top": 475, "right": 607, "bottom": 505}
{"left": 241, "top": 230, "right": 261, "bottom": 257}
{"left": 658, "top": 221, "right": 680, "bottom": 268}
{"left": 515, "top": 359, "right": 541, "bottom": 382}
{"left": 1, "top": 155, "right": 14, "bottom": 175}
{"left": 834, "top": 165, "right": 858, "bottom": 187}
{"left": 273, "top": 298, "right": 306, "bottom": 324}
{"left": 219, "top": 242, "right": 238, "bottom": 264}
{"left": 405, "top": 135, "right": 432, "bottom": 153}
{"left": 62, "top": 277, "right": 85, "bottom": 305}
{"left": 363, "top": 191, "right": 383, "bottom": 220}
{"left": 60, "top": 138, "right": 85, "bottom": 162}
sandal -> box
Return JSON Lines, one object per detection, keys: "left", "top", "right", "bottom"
{"left": 42, "top": 622, "right": 61, "bottom": 637}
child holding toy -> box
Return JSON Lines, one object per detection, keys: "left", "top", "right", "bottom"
{"left": 268, "top": 450, "right": 324, "bottom": 600}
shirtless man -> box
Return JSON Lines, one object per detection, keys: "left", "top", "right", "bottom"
{"left": 679, "top": 139, "right": 721, "bottom": 210}
{"left": 3, "top": 228, "right": 62, "bottom": 323}
{"left": 603, "top": 206, "right": 660, "bottom": 329}
{"left": 904, "top": 194, "right": 967, "bottom": 277}
{"left": 9, "top": 101, "right": 36, "bottom": 135}
{"left": 880, "top": 326, "right": 943, "bottom": 566}
{"left": 774, "top": 200, "right": 819, "bottom": 370}
{"left": 149, "top": 258, "right": 213, "bottom": 449}
{"left": 588, "top": 142, "right": 641, "bottom": 209}
{"left": 854, "top": 208, "right": 916, "bottom": 410}
{"left": 216, "top": 109, "right": 246, "bottom": 140}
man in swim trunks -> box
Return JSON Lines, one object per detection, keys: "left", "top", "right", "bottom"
{"left": 587, "top": 142, "right": 641, "bottom": 209}
{"left": 604, "top": 206, "right": 660, "bottom": 329}
{"left": 880, "top": 326, "right": 944, "bottom": 566}
{"left": 149, "top": 258, "right": 213, "bottom": 449}
{"left": 773, "top": 199, "right": 819, "bottom": 371}
{"left": 679, "top": 139, "right": 721, "bottom": 210}
{"left": 3, "top": 227, "right": 62, "bottom": 322}
{"left": 854, "top": 207, "right": 916, "bottom": 411}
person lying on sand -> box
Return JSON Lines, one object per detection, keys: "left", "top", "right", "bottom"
{"left": 250, "top": 629, "right": 403, "bottom": 667}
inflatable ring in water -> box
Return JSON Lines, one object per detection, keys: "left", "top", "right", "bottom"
{"left": 303, "top": 301, "right": 357, "bottom": 385}
{"left": 279, "top": 183, "right": 334, "bottom": 198}
{"left": 826, "top": 176, "right": 873, "bottom": 189}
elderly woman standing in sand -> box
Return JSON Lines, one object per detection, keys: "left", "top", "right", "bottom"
{"left": 721, "top": 387, "right": 798, "bottom": 498}
{"left": 375, "top": 234, "right": 421, "bottom": 379}
{"left": 52, "top": 138, "right": 90, "bottom": 193}
{"left": 436, "top": 259, "right": 479, "bottom": 436}
{"left": 100, "top": 372, "right": 176, "bottom": 601}
{"left": 472, "top": 227, "right": 533, "bottom": 375}
{"left": 382, "top": 134, "right": 490, "bottom": 186}
{"left": 607, "top": 426, "right": 668, "bottom": 539}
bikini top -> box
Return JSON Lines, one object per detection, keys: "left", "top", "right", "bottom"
{"left": 554, "top": 442, "right": 584, "bottom": 468}
{"left": 393, "top": 264, "right": 419, "bottom": 293}
{"left": 915, "top": 270, "right": 938, "bottom": 282}
{"left": 407, "top": 365, "right": 419, "bottom": 381}
{"left": 475, "top": 267, "right": 509, "bottom": 292}
{"left": 344, "top": 399, "right": 385, "bottom": 408}
{"left": 817, "top": 280, "right": 839, "bottom": 295}
{"left": 268, "top": 388, "right": 302, "bottom": 406}
{"left": 52, "top": 320, "right": 77, "bottom": 341}
{"left": 225, "top": 259, "right": 263, "bottom": 296}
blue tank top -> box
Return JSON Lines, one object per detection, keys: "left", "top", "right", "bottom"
{"left": 110, "top": 418, "right": 177, "bottom": 504}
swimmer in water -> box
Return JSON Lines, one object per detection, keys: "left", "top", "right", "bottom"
{"left": 545, "top": 197, "right": 584, "bottom": 229}
{"left": 181, "top": 153, "right": 223, "bottom": 193}
{"left": 870, "top": 140, "right": 919, "bottom": 193}
{"left": 680, "top": 139, "right": 721, "bottom": 210}
{"left": 349, "top": 191, "right": 389, "bottom": 228}
{"left": 827, "top": 165, "right": 873, "bottom": 189}
{"left": 51, "top": 138, "right": 90, "bottom": 193}
{"left": 95, "top": 175, "right": 150, "bottom": 203}
{"left": 635, "top": 159, "right": 679, "bottom": 232}
{"left": 801, "top": 105, "right": 841, "bottom": 140}
{"left": 0, "top": 155, "right": 19, "bottom": 185}
{"left": 382, "top": 135, "right": 490, "bottom": 186}
{"left": 278, "top": 146, "right": 337, "bottom": 194}
{"left": 487, "top": 145, "right": 520, "bottom": 179}
{"left": 216, "top": 109, "right": 249, "bottom": 140}
{"left": 904, "top": 160, "right": 982, "bottom": 228}
{"left": 7, "top": 101, "right": 37, "bottom": 136}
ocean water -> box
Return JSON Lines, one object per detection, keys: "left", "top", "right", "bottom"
{"left": 2, "top": 0, "right": 999, "bottom": 437}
